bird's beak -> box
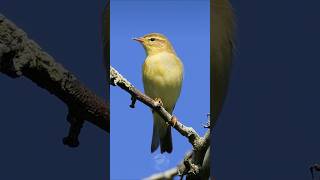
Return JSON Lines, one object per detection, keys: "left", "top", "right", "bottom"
{"left": 132, "top": 37, "right": 144, "bottom": 43}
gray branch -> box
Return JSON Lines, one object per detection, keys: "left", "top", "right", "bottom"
{"left": 144, "top": 167, "right": 178, "bottom": 180}
{"left": 0, "top": 14, "right": 109, "bottom": 147}
{"left": 110, "top": 66, "right": 210, "bottom": 179}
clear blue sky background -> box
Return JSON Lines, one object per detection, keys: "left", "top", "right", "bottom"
{"left": 110, "top": 0, "right": 210, "bottom": 179}
{"left": 213, "top": 0, "right": 320, "bottom": 179}
{"left": 0, "top": 1, "right": 108, "bottom": 179}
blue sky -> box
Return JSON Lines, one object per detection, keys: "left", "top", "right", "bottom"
{"left": 110, "top": 0, "right": 210, "bottom": 179}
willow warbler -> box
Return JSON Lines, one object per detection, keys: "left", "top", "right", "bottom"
{"left": 133, "top": 33, "right": 183, "bottom": 153}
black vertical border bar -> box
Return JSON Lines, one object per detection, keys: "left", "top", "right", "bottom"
{"left": 102, "top": 0, "right": 110, "bottom": 179}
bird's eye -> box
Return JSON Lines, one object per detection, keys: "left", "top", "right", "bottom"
{"left": 149, "top": 38, "right": 156, "bottom": 41}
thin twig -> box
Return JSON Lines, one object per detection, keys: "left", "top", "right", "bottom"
{"left": 144, "top": 167, "right": 178, "bottom": 180}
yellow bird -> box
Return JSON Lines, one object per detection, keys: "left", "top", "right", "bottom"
{"left": 133, "top": 33, "right": 183, "bottom": 153}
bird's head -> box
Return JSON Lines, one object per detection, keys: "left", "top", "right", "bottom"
{"left": 133, "top": 33, "right": 175, "bottom": 55}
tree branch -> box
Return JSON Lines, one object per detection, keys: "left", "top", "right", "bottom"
{"left": 110, "top": 66, "right": 210, "bottom": 179}
{"left": 110, "top": 66, "right": 203, "bottom": 148}
{"left": 144, "top": 131, "right": 210, "bottom": 180}
{"left": 144, "top": 167, "right": 178, "bottom": 180}
{"left": 0, "top": 14, "right": 109, "bottom": 147}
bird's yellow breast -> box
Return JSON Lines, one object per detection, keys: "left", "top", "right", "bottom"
{"left": 142, "top": 52, "right": 183, "bottom": 112}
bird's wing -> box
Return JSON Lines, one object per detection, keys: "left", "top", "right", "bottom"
{"left": 211, "top": 0, "right": 235, "bottom": 126}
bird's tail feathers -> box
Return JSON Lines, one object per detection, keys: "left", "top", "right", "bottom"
{"left": 151, "top": 113, "right": 173, "bottom": 153}
{"left": 151, "top": 119, "right": 160, "bottom": 153}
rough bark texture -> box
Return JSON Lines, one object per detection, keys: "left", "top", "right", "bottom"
{"left": 0, "top": 14, "right": 109, "bottom": 146}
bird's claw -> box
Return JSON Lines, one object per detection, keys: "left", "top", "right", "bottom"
{"left": 154, "top": 97, "right": 163, "bottom": 107}
{"left": 171, "top": 115, "right": 178, "bottom": 127}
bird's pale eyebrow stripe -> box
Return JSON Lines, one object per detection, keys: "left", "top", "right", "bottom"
{"left": 152, "top": 37, "right": 166, "bottom": 42}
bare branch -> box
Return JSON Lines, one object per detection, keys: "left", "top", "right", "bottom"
{"left": 110, "top": 66, "right": 210, "bottom": 179}
{"left": 110, "top": 66, "right": 203, "bottom": 148}
{"left": 145, "top": 137, "right": 210, "bottom": 180}
{"left": 0, "top": 14, "right": 109, "bottom": 146}
{"left": 144, "top": 167, "right": 178, "bottom": 180}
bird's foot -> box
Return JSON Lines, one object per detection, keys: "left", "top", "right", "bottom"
{"left": 154, "top": 97, "right": 163, "bottom": 108}
{"left": 170, "top": 115, "right": 178, "bottom": 127}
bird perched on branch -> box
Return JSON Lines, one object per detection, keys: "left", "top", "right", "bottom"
{"left": 134, "top": 33, "right": 183, "bottom": 153}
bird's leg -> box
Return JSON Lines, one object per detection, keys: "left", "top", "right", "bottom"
{"left": 154, "top": 97, "right": 163, "bottom": 108}
{"left": 153, "top": 98, "right": 178, "bottom": 127}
